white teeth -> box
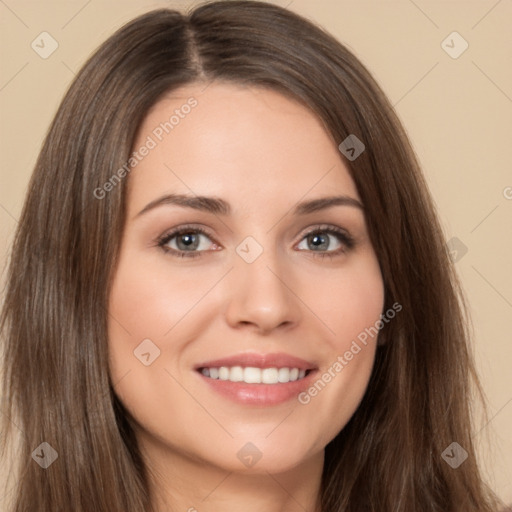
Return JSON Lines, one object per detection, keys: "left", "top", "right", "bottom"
{"left": 262, "top": 368, "right": 279, "bottom": 384}
{"left": 278, "top": 367, "right": 290, "bottom": 382}
{"left": 218, "top": 367, "right": 230, "bottom": 380}
{"left": 230, "top": 366, "right": 244, "bottom": 382}
{"left": 244, "top": 367, "right": 261, "bottom": 383}
{"left": 201, "top": 366, "right": 308, "bottom": 384}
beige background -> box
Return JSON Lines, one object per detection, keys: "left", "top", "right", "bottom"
{"left": 1, "top": 0, "right": 511, "bottom": 506}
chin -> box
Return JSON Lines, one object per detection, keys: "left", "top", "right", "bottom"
{"left": 207, "top": 437, "right": 323, "bottom": 476}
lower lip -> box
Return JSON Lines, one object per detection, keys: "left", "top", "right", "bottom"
{"left": 198, "top": 371, "right": 317, "bottom": 406}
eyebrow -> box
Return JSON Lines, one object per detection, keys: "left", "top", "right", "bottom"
{"left": 136, "top": 193, "right": 364, "bottom": 218}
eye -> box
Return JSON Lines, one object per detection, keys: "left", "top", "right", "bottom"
{"left": 156, "top": 224, "right": 354, "bottom": 260}
{"left": 157, "top": 225, "right": 220, "bottom": 258}
{"left": 296, "top": 225, "right": 354, "bottom": 258}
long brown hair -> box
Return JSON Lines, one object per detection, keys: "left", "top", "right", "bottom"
{"left": 0, "top": 1, "right": 504, "bottom": 510}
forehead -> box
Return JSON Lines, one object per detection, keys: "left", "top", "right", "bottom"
{"left": 127, "top": 82, "right": 359, "bottom": 213}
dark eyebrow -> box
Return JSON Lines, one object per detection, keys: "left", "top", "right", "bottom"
{"left": 136, "top": 193, "right": 363, "bottom": 218}
{"left": 292, "top": 195, "right": 363, "bottom": 215}
{"left": 136, "top": 194, "right": 231, "bottom": 217}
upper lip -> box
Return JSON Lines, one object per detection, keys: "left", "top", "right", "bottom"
{"left": 195, "top": 352, "right": 317, "bottom": 371}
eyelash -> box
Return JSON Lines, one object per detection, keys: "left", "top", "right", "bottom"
{"left": 156, "top": 224, "right": 355, "bottom": 260}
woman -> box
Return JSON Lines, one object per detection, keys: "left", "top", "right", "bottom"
{"left": 0, "top": 1, "right": 504, "bottom": 510}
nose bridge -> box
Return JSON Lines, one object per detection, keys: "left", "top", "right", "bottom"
{"left": 224, "top": 235, "right": 300, "bottom": 332}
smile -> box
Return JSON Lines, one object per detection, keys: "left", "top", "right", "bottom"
{"left": 199, "top": 366, "right": 309, "bottom": 384}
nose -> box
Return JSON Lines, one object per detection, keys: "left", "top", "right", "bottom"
{"left": 223, "top": 250, "right": 302, "bottom": 335}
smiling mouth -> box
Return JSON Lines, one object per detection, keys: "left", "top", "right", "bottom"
{"left": 198, "top": 366, "right": 312, "bottom": 384}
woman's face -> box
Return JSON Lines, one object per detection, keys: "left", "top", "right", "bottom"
{"left": 108, "top": 82, "right": 384, "bottom": 475}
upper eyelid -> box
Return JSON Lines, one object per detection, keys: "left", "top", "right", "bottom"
{"left": 157, "top": 225, "right": 217, "bottom": 248}
{"left": 159, "top": 224, "right": 216, "bottom": 240}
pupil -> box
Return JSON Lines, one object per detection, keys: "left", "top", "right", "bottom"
{"left": 178, "top": 233, "right": 199, "bottom": 250}
{"left": 309, "top": 233, "right": 328, "bottom": 250}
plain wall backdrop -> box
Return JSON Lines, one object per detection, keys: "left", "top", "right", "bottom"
{"left": 1, "top": 0, "right": 511, "bottom": 506}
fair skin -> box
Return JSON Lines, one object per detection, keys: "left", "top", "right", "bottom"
{"left": 108, "top": 82, "right": 384, "bottom": 512}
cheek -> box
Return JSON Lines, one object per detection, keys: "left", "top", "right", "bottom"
{"left": 294, "top": 255, "right": 384, "bottom": 444}
{"left": 106, "top": 255, "right": 195, "bottom": 441}
{"left": 307, "top": 255, "right": 385, "bottom": 349}
{"left": 106, "top": 253, "right": 183, "bottom": 397}
{"left": 106, "top": 249, "right": 224, "bottom": 415}
{"left": 108, "top": 249, "right": 217, "bottom": 347}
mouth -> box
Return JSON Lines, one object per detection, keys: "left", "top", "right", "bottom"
{"left": 194, "top": 352, "right": 318, "bottom": 406}
{"left": 198, "top": 366, "right": 312, "bottom": 384}
{"left": 199, "top": 366, "right": 311, "bottom": 384}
